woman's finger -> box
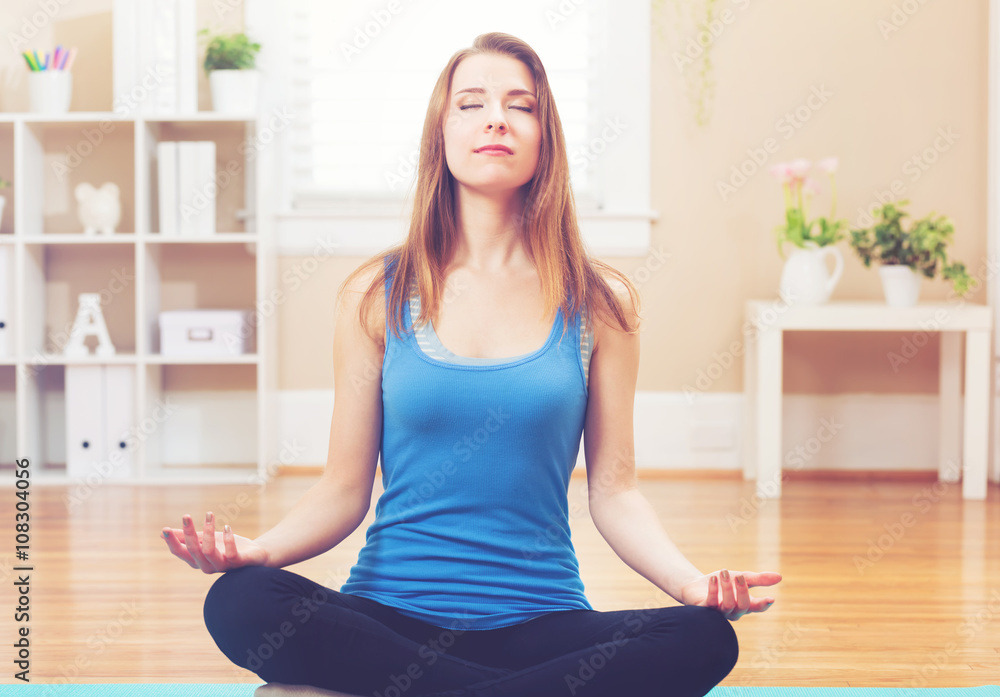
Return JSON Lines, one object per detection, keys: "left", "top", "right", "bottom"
{"left": 181, "top": 514, "right": 215, "bottom": 572}
{"left": 161, "top": 528, "right": 197, "bottom": 568}
{"left": 706, "top": 574, "right": 719, "bottom": 608}
{"left": 202, "top": 512, "right": 216, "bottom": 556}
{"left": 719, "top": 569, "right": 735, "bottom": 612}
{"left": 735, "top": 574, "right": 752, "bottom": 612}
{"left": 223, "top": 524, "right": 238, "bottom": 563}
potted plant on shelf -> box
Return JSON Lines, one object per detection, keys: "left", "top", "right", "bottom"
{"left": 200, "top": 30, "right": 261, "bottom": 114}
{"left": 849, "top": 200, "right": 973, "bottom": 306}
{"left": 0, "top": 176, "right": 10, "bottom": 229}
{"left": 768, "top": 157, "right": 849, "bottom": 305}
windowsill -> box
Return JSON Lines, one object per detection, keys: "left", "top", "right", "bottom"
{"left": 274, "top": 207, "right": 659, "bottom": 257}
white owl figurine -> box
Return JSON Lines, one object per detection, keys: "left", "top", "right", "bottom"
{"left": 75, "top": 182, "right": 121, "bottom": 236}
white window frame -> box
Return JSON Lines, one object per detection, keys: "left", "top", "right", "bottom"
{"left": 258, "top": 0, "right": 655, "bottom": 257}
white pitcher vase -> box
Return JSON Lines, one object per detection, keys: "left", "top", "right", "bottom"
{"left": 778, "top": 242, "right": 844, "bottom": 305}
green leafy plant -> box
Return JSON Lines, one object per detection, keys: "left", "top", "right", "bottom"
{"left": 849, "top": 200, "right": 974, "bottom": 295}
{"left": 199, "top": 30, "right": 261, "bottom": 73}
{"left": 0, "top": 177, "right": 10, "bottom": 189}
{"left": 769, "top": 157, "right": 849, "bottom": 259}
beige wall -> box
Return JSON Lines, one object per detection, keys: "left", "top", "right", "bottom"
{"left": 4, "top": 1, "right": 989, "bottom": 395}
{"left": 278, "top": 1, "right": 991, "bottom": 394}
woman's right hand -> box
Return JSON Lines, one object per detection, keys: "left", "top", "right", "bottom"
{"left": 161, "top": 511, "right": 270, "bottom": 573}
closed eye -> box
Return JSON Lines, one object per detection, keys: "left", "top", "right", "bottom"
{"left": 459, "top": 104, "right": 533, "bottom": 112}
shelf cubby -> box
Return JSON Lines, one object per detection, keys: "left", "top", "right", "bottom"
{"left": 142, "top": 120, "right": 256, "bottom": 237}
{"left": 23, "top": 243, "right": 137, "bottom": 357}
{"left": 141, "top": 363, "right": 258, "bottom": 479}
{"left": 16, "top": 120, "right": 136, "bottom": 237}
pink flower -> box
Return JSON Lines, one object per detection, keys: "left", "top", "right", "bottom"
{"left": 769, "top": 162, "right": 794, "bottom": 184}
{"left": 803, "top": 178, "right": 822, "bottom": 196}
{"left": 816, "top": 157, "right": 839, "bottom": 174}
{"left": 787, "top": 158, "right": 811, "bottom": 182}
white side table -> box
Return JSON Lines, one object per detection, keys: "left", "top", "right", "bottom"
{"left": 743, "top": 300, "right": 993, "bottom": 500}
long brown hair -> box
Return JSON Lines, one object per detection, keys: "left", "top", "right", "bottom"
{"left": 339, "top": 31, "right": 640, "bottom": 345}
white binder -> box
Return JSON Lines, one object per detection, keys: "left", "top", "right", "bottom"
{"left": 103, "top": 365, "right": 135, "bottom": 478}
{"left": 0, "top": 246, "right": 10, "bottom": 358}
{"left": 65, "top": 365, "right": 136, "bottom": 480}
{"left": 65, "top": 366, "right": 105, "bottom": 478}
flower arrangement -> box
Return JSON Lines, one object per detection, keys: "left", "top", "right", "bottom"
{"left": 768, "top": 157, "right": 849, "bottom": 259}
{"left": 849, "top": 200, "right": 974, "bottom": 296}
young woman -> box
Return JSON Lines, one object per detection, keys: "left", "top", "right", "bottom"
{"left": 162, "top": 32, "right": 781, "bottom": 697}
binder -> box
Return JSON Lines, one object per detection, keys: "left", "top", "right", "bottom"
{"left": 66, "top": 365, "right": 136, "bottom": 480}
{"left": 103, "top": 365, "right": 135, "bottom": 479}
{"left": 0, "top": 246, "right": 9, "bottom": 358}
{"left": 176, "top": 0, "right": 198, "bottom": 113}
{"left": 195, "top": 141, "right": 217, "bottom": 235}
{"left": 65, "top": 366, "right": 105, "bottom": 478}
{"left": 157, "top": 141, "right": 178, "bottom": 235}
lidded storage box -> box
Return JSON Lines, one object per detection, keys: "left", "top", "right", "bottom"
{"left": 159, "top": 309, "right": 254, "bottom": 356}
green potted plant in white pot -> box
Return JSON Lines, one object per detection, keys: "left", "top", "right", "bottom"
{"left": 200, "top": 30, "right": 262, "bottom": 114}
{"left": 769, "top": 157, "right": 850, "bottom": 305}
{"left": 0, "top": 176, "right": 10, "bottom": 230}
{"left": 849, "top": 200, "right": 973, "bottom": 306}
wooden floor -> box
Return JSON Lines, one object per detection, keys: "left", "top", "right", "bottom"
{"left": 5, "top": 473, "right": 1000, "bottom": 687}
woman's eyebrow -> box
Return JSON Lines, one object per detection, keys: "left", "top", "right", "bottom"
{"left": 454, "top": 87, "right": 536, "bottom": 98}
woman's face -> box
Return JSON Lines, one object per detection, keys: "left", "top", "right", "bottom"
{"left": 443, "top": 53, "right": 541, "bottom": 197}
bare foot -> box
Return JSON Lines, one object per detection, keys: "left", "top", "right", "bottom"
{"left": 254, "top": 682, "right": 365, "bottom": 697}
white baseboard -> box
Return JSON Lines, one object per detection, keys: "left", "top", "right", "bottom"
{"left": 31, "top": 388, "right": 996, "bottom": 480}
{"left": 274, "top": 389, "right": 968, "bottom": 474}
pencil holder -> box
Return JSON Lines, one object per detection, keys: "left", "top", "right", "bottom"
{"left": 28, "top": 70, "right": 72, "bottom": 113}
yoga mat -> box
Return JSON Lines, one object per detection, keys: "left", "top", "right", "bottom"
{"left": 0, "top": 685, "right": 997, "bottom": 696}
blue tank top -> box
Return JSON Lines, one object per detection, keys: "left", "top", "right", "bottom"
{"left": 339, "top": 255, "right": 595, "bottom": 630}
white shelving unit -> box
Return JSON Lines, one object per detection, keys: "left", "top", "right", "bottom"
{"left": 0, "top": 7, "right": 278, "bottom": 484}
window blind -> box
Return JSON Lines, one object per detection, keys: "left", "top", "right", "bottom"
{"left": 287, "top": 0, "right": 605, "bottom": 208}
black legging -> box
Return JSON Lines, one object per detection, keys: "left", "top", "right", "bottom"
{"left": 202, "top": 566, "right": 739, "bottom": 697}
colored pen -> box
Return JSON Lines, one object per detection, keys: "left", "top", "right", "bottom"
{"left": 22, "top": 52, "right": 36, "bottom": 71}
{"left": 63, "top": 47, "right": 77, "bottom": 72}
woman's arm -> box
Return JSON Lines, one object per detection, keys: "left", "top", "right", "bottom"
{"left": 252, "top": 266, "right": 385, "bottom": 569}
{"left": 584, "top": 280, "right": 781, "bottom": 616}
{"left": 583, "top": 279, "right": 703, "bottom": 601}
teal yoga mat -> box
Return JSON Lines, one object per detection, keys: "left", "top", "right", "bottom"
{"left": 0, "top": 686, "right": 997, "bottom": 696}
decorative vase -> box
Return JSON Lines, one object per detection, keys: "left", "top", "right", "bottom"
{"left": 878, "top": 264, "right": 922, "bottom": 307}
{"left": 778, "top": 241, "right": 844, "bottom": 305}
{"left": 209, "top": 69, "right": 259, "bottom": 114}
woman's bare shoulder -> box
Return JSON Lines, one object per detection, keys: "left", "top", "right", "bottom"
{"left": 341, "top": 261, "right": 388, "bottom": 349}
{"left": 589, "top": 272, "right": 640, "bottom": 352}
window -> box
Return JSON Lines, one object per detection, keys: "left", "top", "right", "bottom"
{"left": 263, "top": 0, "right": 654, "bottom": 255}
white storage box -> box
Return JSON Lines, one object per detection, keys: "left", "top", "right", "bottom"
{"left": 159, "top": 309, "right": 255, "bottom": 356}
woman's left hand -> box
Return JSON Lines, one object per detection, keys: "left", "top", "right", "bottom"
{"left": 679, "top": 569, "right": 782, "bottom": 621}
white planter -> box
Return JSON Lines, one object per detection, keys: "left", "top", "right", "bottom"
{"left": 878, "top": 264, "right": 923, "bottom": 306}
{"left": 778, "top": 241, "right": 844, "bottom": 305}
{"left": 209, "top": 69, "right": 259, "bottom": 114}
{"left": 0, "top": 195, "right": 6, "bottom": 230}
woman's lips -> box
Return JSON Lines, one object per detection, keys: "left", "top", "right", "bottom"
{"left": 475, "top": 145, "right": 513, "bottom": 155}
